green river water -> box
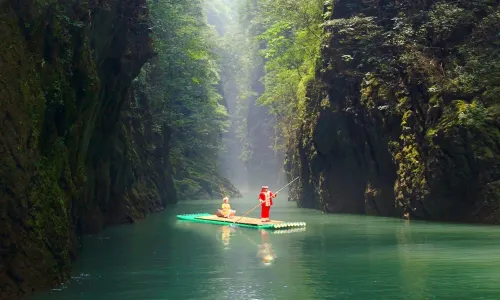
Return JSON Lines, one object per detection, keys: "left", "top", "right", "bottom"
{"left": 31, "top": 195, "right": 500, "bottom": 300}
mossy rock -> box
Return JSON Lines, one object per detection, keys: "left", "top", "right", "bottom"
{"left": 0, "top": 0, "right": 157, "bottom": 297}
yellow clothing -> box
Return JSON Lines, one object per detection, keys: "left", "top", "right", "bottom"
{"left": 221, "top": 203, "right": 231, "bottom": 215}
{"left": 221, "top": 227, "right": 231, "bottom": 246}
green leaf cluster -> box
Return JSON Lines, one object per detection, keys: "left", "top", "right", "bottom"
{"left": 203, "top": 0, "right": 262, "bottom": 166}
{"left": 237, "top": 0, "right": 325, "bottom": 151}
{"left": 137, "top": 0, "right": 231, "bottom": 199}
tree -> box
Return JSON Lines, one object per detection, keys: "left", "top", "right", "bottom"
{"left": 136, "top": 0, "right": 238, "bottom": 199}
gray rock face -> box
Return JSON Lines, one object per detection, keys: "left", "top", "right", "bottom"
{"left": 286, "top": 0, "right": 500, "bottom": 224}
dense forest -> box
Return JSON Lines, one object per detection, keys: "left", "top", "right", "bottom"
{"left": 1, "top": 0, "right": 499, "bottom": 298}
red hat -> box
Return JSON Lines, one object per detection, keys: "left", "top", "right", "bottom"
{"left": 261, "top": 186, "right": 268, "bottom": 189}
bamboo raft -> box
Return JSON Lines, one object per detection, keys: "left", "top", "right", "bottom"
{"left": 176, "top": 213, "right": 306, "bottom": 230}
{"left": 271, "top": 227, "right": 306, "bottom": 234}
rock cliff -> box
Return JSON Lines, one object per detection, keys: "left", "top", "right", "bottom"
{"left": 0, "top": 0, "right": 176, "bottom": 298}
{"left": 287, "top": 0, "right": 500, "bottom": 223}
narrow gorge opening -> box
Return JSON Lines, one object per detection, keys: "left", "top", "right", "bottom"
{"left": 1, "top": 0, "right": 500, "bottom": 299}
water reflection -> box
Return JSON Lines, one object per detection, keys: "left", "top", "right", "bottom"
{"left": 214, "top": 225, "right": 304, "bottom": 265}
{"left": 216, "top": 226, "right": 236, "bottom": 249}
{"left": 258, "top": 230, "right": 277, "bottom": 265}
{"left": 30, "top": 198, "right": 500, "bottom": 300}
{"left": 395, "top": 220, "right": 431, "bottom": 300}
{"left": 223, "top": 227, "right": 279, "bottom": 265}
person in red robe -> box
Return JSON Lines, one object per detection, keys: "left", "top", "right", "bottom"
{"left": 259, "top": 185, "right": 277, "bottom": 222}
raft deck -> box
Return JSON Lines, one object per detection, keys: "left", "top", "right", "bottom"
{"left": 176, "top": 213, "right": 306, "bottom": 230}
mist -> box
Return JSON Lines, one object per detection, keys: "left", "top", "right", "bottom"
{"left": 203, "top": 0, "right": 286, "bottom": 195}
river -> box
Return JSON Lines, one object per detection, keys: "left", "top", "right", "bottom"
{"left": 31, "top": 195, "right": 500, "bottom": 300}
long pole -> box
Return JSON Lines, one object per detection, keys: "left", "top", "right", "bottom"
{"left": 231, "top": 176, "right": 300, "bottom": 224}
{"left": 274, "top": 176, "right": 299, "bottom": 194}
{"left": 232, "top": 202, "right": 261, "bottom": 224}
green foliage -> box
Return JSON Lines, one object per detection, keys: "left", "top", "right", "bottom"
{"left": 238, "top": 0, "right": 324, "bottom": 151}
{"left": 453, "top": 8, "right": 500, "bottom": 102}
{"left": 138, "top": 0, "right": 232, "bottom": 199}
{"left": 28, "top": 154, "right": 70, "bottom": 268}
{"left": 326, "top": 0, "right": 500, "bottom": 211}
{"left": 201, "top": 0, "right": 263, "bottom": 168}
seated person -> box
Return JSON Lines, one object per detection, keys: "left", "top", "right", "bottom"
{"left": 216, "top": 197, "right": 235, "bottom": 218}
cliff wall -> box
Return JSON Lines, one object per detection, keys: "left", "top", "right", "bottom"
{"left": 0, "top": 0, "right": 176, "bottom": 298}
{"left": 288, "top": 0, "right": 500, "bottom": 223}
